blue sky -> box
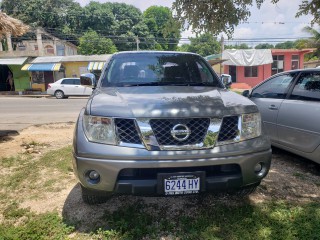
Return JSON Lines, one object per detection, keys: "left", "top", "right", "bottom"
{"left": 74, "top": 0, "right": 315, "bottom": 46}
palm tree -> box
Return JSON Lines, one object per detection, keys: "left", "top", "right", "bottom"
{"left": 303, "top": 26, "right": 320, "bottom": 58}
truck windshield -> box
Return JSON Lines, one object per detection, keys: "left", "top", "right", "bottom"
{"left": 101, "top": 53, "right": 222, "bottom": 87}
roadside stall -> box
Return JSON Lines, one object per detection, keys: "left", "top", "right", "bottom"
{"left": 21, "top": 57, "right": 65, "bottom": 91}
{"left": 0, "top": 57, "right": 30, "bottom": 92}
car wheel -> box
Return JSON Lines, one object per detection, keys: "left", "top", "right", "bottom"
{"left": 81, "top": 185, "right": 112, "bottom": 205}
{"left": 54, "top": 90, "right": 64, "bottom": 99}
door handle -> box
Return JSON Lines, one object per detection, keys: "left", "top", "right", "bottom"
{"left": 268, "top": 105, "right": 278, "bottom": 110}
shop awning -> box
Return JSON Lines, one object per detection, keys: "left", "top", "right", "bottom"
{"left": 21, "top": 63, "right": 62, "bottom": 71}
{"left": 87, "top": 62, "right": 105, "bottom": 71}
{"left": 0, "top": 57, "right": 28, "bottom": 65}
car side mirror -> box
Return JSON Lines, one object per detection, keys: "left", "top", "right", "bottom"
{"left": 221, "top": 75, "right": 232, "bottom": 89}
{"left": 242, "top": 90, "right": 250, "bottom": 97}
{"left": 80, "top": 73, "right": 96, "bottom": 88}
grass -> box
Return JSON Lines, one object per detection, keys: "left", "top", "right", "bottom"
{"left": 0, "top": 146, "right": 73, "bottom": 191}
{"left": 96, "top": 200, "right": 320, "bottom": 240}
{"left": 293, "top": 172, "right": 306, "bottom": 180}
{"left": 0, "top": 146, "right": 320, "bottom": 239}
{"left": 1, "top": 200, "right": 320, "bottom": 240}
{"left": 0, "top": 209, "right": 74, "bottom": 240}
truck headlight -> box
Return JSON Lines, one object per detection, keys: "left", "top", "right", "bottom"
{"left": 83, "top": 115, "right": 116, "bottom": 145}
{"left": 241, "top": 113, "right": 261, "bottom": 140}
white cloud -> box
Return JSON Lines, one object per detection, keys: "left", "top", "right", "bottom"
{"left": 233, "top": 27, "right": 254, "bottom": 39}
{"left": 236, "top": 0, "right": 313, "bottom": 40}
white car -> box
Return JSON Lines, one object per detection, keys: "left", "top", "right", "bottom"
{"left": 47, "top": 78, "right": 93, "bottom": 99}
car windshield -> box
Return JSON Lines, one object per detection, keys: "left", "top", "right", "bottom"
{"left": 101, "top": 53, "right": 222, "bottom": 87}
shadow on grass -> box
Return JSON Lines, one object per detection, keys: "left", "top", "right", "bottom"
{"left": 62, "top": 185, "right": 320, "bottom": 239}
{"left": 0, "top": 130, "right": 19, "bottom": 139}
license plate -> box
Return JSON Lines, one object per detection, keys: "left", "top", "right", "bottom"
{"left": 157, "top": 172, "right": 204, "bottom": 195}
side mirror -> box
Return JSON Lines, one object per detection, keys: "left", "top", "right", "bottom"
{"left": 221, "top": 75, "right": 232, "bottom": 89}
{"left": 242, "top": 90, "right": 250, "bottom": 97}
{"left": 80, "top": 73, "right": 96, "bottom": 87}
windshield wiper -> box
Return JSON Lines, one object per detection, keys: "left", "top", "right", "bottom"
{"left": 185, "top": 82, "right": 215, "bottom": 86}
{"left": 120, "top": 82, "right": 160, "bottom": 87}
{"left": 117, "top": 82, "right": 216, "bottom": 87}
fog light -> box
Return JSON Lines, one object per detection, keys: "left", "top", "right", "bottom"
{"left": 254, "top": 163, "right": 263, "bottom": 173}
{"left": 88, "top": 170, "right": 100, "bottom": 180}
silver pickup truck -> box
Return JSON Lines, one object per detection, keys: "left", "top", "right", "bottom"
{"left": 73, "top": 51, "right": 271, "bottom": 204}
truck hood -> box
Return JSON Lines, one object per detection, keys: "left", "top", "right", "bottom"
{"left": 87, "top": 86, "right": 258, "bottom": 118}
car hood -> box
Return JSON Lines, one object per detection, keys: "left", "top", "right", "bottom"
{"left": 87, "top": 86, "right": 258, "bottom": 118}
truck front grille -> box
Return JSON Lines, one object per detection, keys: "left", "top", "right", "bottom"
{"left": 115, "top": 119, "right": 141, "bottom": 144}
{"left": 217, "top": 116, "right": 239, "bottom": 142}
{"left": 149, "top": 118, "right": 210, "bottom": 146}
{"left": 115, "top": 116, "right": 240, "bottom": 149}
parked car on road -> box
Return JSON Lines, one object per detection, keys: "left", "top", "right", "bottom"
{"left": 243, "top": 68, "right": 320, "bottom": 163}
{"left": 47, "top": 78, "right": 93, "bottom": 99}
{"left": 73, "top": 51, "right": 271, "bottom": 204}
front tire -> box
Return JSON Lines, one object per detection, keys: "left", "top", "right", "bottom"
{"left": 54, "top": 90, "right": 65, "bottom": 99}
{"left": 81, "top": 185, "right": 112, "bottom": 205}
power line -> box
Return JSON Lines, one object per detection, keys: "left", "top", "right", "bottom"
{"left": 240, "top": 21, "right": 312, "bottom": 25}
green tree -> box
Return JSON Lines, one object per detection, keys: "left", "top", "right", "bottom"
{"left": 255, "top": 43, "right": 275, "bottom": 49}
{"left": 105, "top": 2, "right": 152, "bottom": 51}
{"left": 0, "top": 0, "right": 82, "bottom": 30}
{"left": 78, "top": 30, "right": 117, "bottom": 55}
{"left": 178, "top": 33, "right": 221, "bottom": 56}
{"left": 0, "top": 0, "right": 83, "bottom": 42}
{"left": 274, "top": 41, "right": 294, "bottom": 49}
{"left": 225, "top": 43, "right": 251, "bottom": 49}
{"left": 296, "top": 0, "right": 320, "bottom": 25}
{"left": 81, "top": 2, "right": 115, "bottom": 34}
{"left": 143, "top": 6, "right": 181, "bottom": 50}
{"left": 294, "top": 39, "right": 310, "bottom": 49}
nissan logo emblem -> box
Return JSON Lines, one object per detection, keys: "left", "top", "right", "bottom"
{"left": 171, "top": 124, "right": 191, "bottom": 141}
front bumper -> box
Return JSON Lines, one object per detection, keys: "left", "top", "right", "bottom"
{"left": 73, "top": 148, "right": 271, "bottom": 194}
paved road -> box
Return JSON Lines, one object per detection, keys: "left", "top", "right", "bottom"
{"left": 0, "top": 96, "right": 88, "bottom": 132}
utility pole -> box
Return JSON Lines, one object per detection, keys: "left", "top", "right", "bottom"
{"left": 220, "top": 35, "right": 224, "bottom": 75}
{"left": 135, "top": 36, "right": 140, "bottom": 51}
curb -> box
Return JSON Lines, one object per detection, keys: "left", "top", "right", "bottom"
{"left": 0, "top": 94, "right": 50, "bottom": 98}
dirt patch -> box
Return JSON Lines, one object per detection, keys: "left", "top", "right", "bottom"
{"left": 0, "top": 123, "right": 76, "bottom": 214}
{"left": 1, "top": 123, "right": 320, "bottom": 231}
{"left": 0, "top": 122, "right": 74, "bottom": 159}
{"left": 252, "top": 149, "right": 320, "bottom": 203}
